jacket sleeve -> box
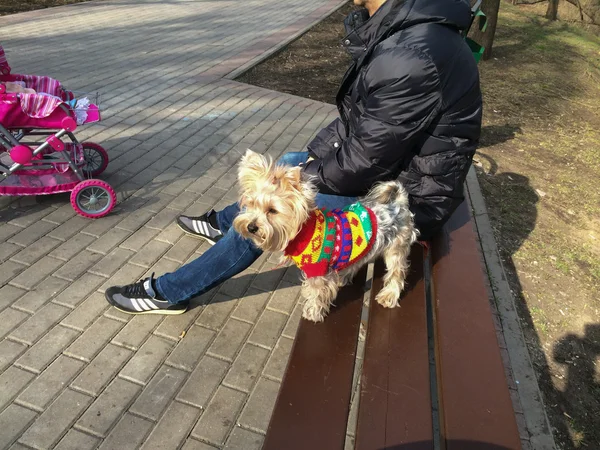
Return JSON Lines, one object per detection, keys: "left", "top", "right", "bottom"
{"left": 306, "top": 117, "right": 347, "bottom": 160}
{"left": 303, "top": 49, "right": 442, "bottom": 196}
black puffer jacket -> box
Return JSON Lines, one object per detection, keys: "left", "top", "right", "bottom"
{"left": 303, "top": 0, "right": 482, "bottom": 240}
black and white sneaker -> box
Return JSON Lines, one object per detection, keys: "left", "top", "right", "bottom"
{"left": 104, "top": 274, "right": 187, "bottom": 315}
{"left": 177, "top": 209, "right": 224, "bottom": 245}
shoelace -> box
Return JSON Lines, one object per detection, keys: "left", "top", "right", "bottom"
{"left": 124, "top": 281, "right": 149, "bottom": 298}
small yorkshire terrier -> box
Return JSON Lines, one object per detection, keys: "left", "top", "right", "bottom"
{"left": 233, "top": 150, "right": 418, "bottom": 323}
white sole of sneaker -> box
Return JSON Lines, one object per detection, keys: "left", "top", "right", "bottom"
{"left": 112, "top": 305, "right": 187, "bottom": 315}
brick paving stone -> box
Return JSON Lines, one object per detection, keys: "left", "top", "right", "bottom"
{"left": 19, "top": 389, "right": 93, "bottom": 450}
{"left": 0, "top": 260, "right": 26, "bottom": 286}
{"left": 8, "top": 220, "right": 57, "bottom": 247}
{"left": 267, "top": 281, "right": 301, "bottom": 314}
{"left": 0, "top": 223, "right": 23, "bottom": 243}
{"left": 0, "top": 366, "right": 37, "bottom": 412}
{"left": 230, "top": 289, "right": 270, "bottom": 323}
{"left": 53, "top": 251, "right": 103, "bottom": 282}
{"left": 177, "top": 356, "right": 230, "bottom": 409}
{"left": 13, "top": 277, "right": 69, "bottom": 313}
{"left": 130, "top": 239, "right": 171, "bottom": 267}
{"left": 0, "top": 242, "right": 23, "bottom": 263}
{"left": 163, "top": 235, "right": 201, "bottom": 264}
{"left": 224, "top": 426, "right": 265, "bottom": 450}
{"left": 250, "top": 262, "right": 287, "bottom": 292}
{"left": 119, "top": 226, "right": 160, "bottom": 250}
{"left": 247, "top": 309, "right": 288, "bottom": 350}
{"left": 97, "top": 413, "right": 153, "bottom": 450}
{"left": 112, "top": 314, "right": 163, "bottom": 351}
{"left": 89, "top": 248, "right": 135, "bottom": 278}
{"left": 0, "top": 339, "right": 27, "bottom": 373}
{"left": 71, "top": 344, "right": 133, "bottom": 396}
{"left": 263, "top": 336, "right": 294, "bottom": 381}
{"left": 0, "top": 404, "right": 38, "bottom": 450}
{"left": 219, "top": 271, "right": 257, "bottom": 298}
{"left": 282, "top": 303, "right": 303, "bottom": 339}
{"left": 48, "top": 216, "right": 90, "bottom": 241}
{"left": 143, "top": 258, "right": 182, "bottom": 280}
{"left": 15, "top": 325, "right": 80, "bottom": 373}
{"left": 207, "top": 318, "right": 253, "bottom": 362}
{"left": 191, "top": 386, "right": 246, "bottom": 446}
{"left": 0, "top": 284, "right": 26, "bottom": 311}
{"left": 49, "top": 233, "right": 96, "bottom": 261}
{"left": 166, "top": 325, "right": 215, "bottom": 371}
{"left": 181, "top": 439, "right": 219, "bottom": 450}
{"left": 65, "top": 317, "right": 125, "bottom": 362}
{"left": 119, "top": 335, "right": 175, "bottom": 385}
{"left": 16, "top": 355, "right": 85, "bottom": 411}
{"left": 76, "top": 378, "right": 142, "bottom": 437}
{"left": 61, "top": 292, "right": 110, "bottom": 331}
{"left": 54, "top": 430, "right": 101, "bottom": 450}
{"left": 238, "top": 377, "right": 280, "bottom": 433}
{"left": 10, "top": 256, "right": 65, "bottom": 290}
{"left": 130, "top": 366, "right": 188, "bottom": 421}
{"left": 87, "top": 228, "right": 132, "bottom": 255}
{"left": 0, "top": 308, "right": 30, "bottom": 339}
{"left": 10, "top": 236, "right": 61, "bottom": 266}
{"left": 10, "top": 303, "right": 71, "bottom": 345}
{"left": 153, "top": 293, "right": 213, "bottom": 341}
{"left": 153, "top": 221, "right": 185, "bottom": 245}
{"left": 52, "top": 273, "right": 106, "bottom": 309}
{"left": 196, "top": 294, "right": 238, "bottom": 331}
{"left": 140, "top": 401, "right": 202, "bottom": 450}
{"left": 146, "top": 208, "right": 181, "bottom": 230}
{"left": 223, "top": 344, "right": 270, "bottom": 393}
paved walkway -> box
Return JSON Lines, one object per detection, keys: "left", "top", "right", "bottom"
{"left": 0, "top": 0, "right": 555, "bottom": 449}
{"left": 0, "top": 1, "right": 343, "bottom": 449}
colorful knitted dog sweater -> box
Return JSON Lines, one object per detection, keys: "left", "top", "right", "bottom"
{"left": 284, "top": 202, "right": 378, "bottom": 278}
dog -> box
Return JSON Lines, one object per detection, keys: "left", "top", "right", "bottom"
{"left": 233, "top": 150, "right": 418, "bottom": 323}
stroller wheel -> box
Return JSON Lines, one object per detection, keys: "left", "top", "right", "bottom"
{"left": 81, "top": 142, "right": 109, "bottom": 177}
{"left": 71, "top": 179, "right": 116, "bottom": 219}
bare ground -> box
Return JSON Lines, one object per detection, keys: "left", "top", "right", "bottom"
{"left": 238, "top": 2, "right": 600, "bottom": 448}
{"left": 0, "top": 0, "right": 92, "bottom": 16}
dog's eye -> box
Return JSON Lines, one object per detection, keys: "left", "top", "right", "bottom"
{"left": 268, "top": 208, "right": 278, "bottom": 215}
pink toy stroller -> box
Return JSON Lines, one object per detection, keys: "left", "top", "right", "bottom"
{"left": 0, "top": 44, "right": 115, "bottom": 218}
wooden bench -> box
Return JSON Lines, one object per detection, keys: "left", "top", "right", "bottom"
{"left": 263, "top": 199, "right": 522, "bottom": 450}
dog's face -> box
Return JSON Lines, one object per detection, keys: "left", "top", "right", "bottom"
{"left": 233, "top": 150, "right": 316, "bottom": 252}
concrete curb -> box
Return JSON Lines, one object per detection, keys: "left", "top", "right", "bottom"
{"left": 224, "top": 0, "right": 348, "bottom": 80}
{"left": 466, "top": 167, "right": 557, "bottom": 450}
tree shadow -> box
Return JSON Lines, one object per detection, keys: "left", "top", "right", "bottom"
{"left": 475, "top": 152, "right": 600, "bottom": 448}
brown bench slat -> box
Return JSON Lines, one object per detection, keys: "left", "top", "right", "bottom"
{"left": 355, "top": 246, "right": 433, "bottom": 450}
{"left": 263, "top": 266, "right": 367, "bottom": 450}
{"left": 431, "top": 200, "right": 521, "bottom": 450}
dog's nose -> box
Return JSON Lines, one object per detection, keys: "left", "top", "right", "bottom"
{"left": 247, "top": 223, "right": 259, "bottom": 234}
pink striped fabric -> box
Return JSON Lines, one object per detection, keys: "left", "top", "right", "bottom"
{"left": 0, "top": 45, "right": 11, "bottom": 75}
{"left": 18, "top": 93, "right": 64, "bottom": 119}
{"left": 19, "top": 75, "right": 63, "bottom": 98}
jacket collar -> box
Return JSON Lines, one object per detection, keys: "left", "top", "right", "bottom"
{"left": 341, "top": 0, "right": 412, "bottom": 61}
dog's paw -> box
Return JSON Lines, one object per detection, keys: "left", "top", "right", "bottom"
{"left": 375, "top": 287, "right": 400, "bottom": 308}
{"left": 302, "top": 303, "right": 326, "bottom": 323}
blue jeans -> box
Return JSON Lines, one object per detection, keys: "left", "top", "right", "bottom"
{"left": 156, "top": 152, "right": 357, "bottom": 304}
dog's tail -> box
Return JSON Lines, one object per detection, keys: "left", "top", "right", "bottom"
{"left": 364, "top": 181, "right": 409, "bottom": 207}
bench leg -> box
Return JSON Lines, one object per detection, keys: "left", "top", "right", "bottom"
{"left": 374, "top": 233, "right": 414, "bottom": 308}
{"left": 301, "top": 272, "right": 340, "bottom": 322}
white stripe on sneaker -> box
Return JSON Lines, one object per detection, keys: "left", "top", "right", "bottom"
{"left": 130, "top": 298, "right": 143, "bottom": 312}
{"left": 135, "top": 298, "right": 151, "bottom": 311}
{"left": 142, "top": 298, "right": 159, "bottom": 310}
{"left": 201, "top": 221, "right": 209, "bottom": 236}
{"left": 191, "top": 220, "right": 200, "bottom": 234}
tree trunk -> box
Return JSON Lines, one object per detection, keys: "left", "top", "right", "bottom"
{"left": 546, "top": 0, "right": 559, "bottom": 20}
{"left": 576, "top": 0, "right": 584, "bottom": 21}
{"left": 468, "top": 0, "right": 501, "bottom": 60}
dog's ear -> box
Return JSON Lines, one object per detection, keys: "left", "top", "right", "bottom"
{"left": 282, "top": 166, "right": 302, "bottom": 186}
{"left": 239, "top": 149, "right": 270, "bottom": 188}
